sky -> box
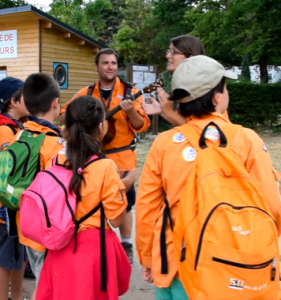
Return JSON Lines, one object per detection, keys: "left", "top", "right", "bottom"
{"left": 27, "top": 0, "right": 52, "bottom": 11}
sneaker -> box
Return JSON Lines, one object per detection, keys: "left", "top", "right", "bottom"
{"left": 121, "top": 242, "right": 133, "bottom": 266}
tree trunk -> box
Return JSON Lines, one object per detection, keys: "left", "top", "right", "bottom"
{"left": 259, "top": 55, "right": 268, "bottom": 83}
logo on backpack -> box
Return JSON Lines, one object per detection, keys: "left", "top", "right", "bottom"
{"left": 229, "top": 278, "right": 244, "bottom": 290}
{"left": 232, "top": 225, "right": 250, "bottom": 236}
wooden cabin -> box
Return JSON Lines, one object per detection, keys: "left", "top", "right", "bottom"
{"left": 0, "top": 5, "right": 105, "bottom": 104}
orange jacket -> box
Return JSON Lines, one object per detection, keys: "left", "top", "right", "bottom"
{"left": 136, "top": 112, "right": 281, "bottom": 288}
{"left": 47, "top": 154, "right": 127, "bottom": 232}
{"left": 13, "top": 121, "right": 65, "bottom": 252}
{"left": 60, "top": 77, "right": 150, "bottom": 171}
{"left": 0, "top": 121, "right": 21, "bottom": 224}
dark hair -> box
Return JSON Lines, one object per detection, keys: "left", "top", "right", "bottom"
{"left": 64, "top": 96, "right": 104, "bottom": 201}
{"left": 95, "top": 48, "right": 118, "bottom": 65}
{"left": 3, "top": 88, "right": 23, "bottom": 112}
{"left": 173, "top": 77, "right": 226, "bottom": 118}
{"left": 23, "top": 73, "right": 60, "bottom": 116}
{"left": 171, "top": 35, "right": 204, "bottom": 58}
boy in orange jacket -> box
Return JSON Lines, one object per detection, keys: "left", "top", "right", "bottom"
{"left": 10, "top": 74, "right": 65, "bottom": 300}
{"left": 136, "top": 56, "right": 281, "bottom": 300}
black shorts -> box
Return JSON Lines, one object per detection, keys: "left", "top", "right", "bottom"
{"left": 0, "top": 224, "right": 26, "bottom": 270}
{"left": 126, "top": 184, "right": 135, "bottom": 212}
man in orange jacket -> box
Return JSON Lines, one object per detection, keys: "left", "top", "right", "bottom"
{"left": 59, "top": 48, "right": 150, "bottom": 264}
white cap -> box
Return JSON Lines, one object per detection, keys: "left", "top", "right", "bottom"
{"left": 170, "top": 55, "right": 237, "bottom": 103}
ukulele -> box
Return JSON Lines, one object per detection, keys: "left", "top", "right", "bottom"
{"left": 103, "top": 79, "right": 164, "bottom": 146}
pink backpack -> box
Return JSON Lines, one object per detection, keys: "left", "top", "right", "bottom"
{"left": 20, "top": 155, "right": 101, "bottom": 250}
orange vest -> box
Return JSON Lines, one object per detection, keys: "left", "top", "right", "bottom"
{"left": 60, "top": 78, "right": 150, "bottom": 171}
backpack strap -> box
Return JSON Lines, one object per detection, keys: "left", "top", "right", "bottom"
{"left": 176, "top": 122, "right": 240, "bottom": 150}
{"left": 72, "top": 156, "right": 107, "bottom": 291}
{"left": 160, "top": 198, "right": 173, "bottom": 274}
{"left": 175, "top": 125, "right": 201, "bottom": 150}
{"left": 5, "top": 124, "right": 17, "bottom": 135}
{"left": 88, "top": 83, "right": 96, "bottom": 96}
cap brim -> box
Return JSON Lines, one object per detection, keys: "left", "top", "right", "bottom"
{"left": 224, "top": 70, "right": 238, "bottom": 80}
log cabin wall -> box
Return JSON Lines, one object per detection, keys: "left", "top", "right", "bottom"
{"left": 40, "top": 22, "right": 99, "bottom": 104}
{"left": 0, "top": 13, "right": 39, "bottom": 79}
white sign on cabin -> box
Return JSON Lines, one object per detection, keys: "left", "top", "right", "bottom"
{"left": 0, "top": 30, "right": 17, "bottom": 59}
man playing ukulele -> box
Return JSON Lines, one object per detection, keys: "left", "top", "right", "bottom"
{"left": 59, "top": 48, "right": 150, "bottom": 265}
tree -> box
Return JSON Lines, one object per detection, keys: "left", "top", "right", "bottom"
{"left": 0, "top": 0, "right": 27, "bottom": 9}
{"left": 113, "top": 0, "right": 195, "bottom": 70}
{"left": 187, "top": 0, "right": 281, "bottom": 83}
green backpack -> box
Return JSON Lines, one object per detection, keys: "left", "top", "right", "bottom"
{"left": 0, "top": 130, "right": 45, "bottom": 210}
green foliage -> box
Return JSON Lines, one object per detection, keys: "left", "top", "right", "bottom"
{"left": 49, "top": 0, "right": 94, "bottom": 37}
{"left": 227, "top": 81, "right": 281, "bottom": 128}
{"left": 113, "top": 0, "right": 194, "bottom": 70}
{"left": 187, "top": 0, "right": 281, "bottom": 82}
{"left": 87, "top": 0, "right": 124, "bottom": 46}
{"left": 0, "top": 0, "right": 27, "bottom": 9}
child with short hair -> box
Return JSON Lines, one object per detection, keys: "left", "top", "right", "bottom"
{"left": 10, "top": 73, "right": 65, "bottom": 300}
{"left": 0, "top": 77, "right": 29, "bottom": 300}
{"left": 36, "top": 95, "right": 131, "bottom": 300}
{"left": 136, "top": 56, "right": 281, "bottom": 300}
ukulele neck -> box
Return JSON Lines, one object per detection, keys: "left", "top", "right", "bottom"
{"left": 105, "top": 90, "right": 143, "bottom": 120}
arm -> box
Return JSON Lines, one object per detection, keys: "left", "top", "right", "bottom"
{"left": 101, "top": 161, "right": 127, "bottom": 227}
{"left": 242, "top": 129, "right": 281, "bottom": 234}
{"left": 121, "top": 169, "right": 138, "bottom": 193}
{"left": 141, "top": 88, "right": 186, "bottom": 127}
{"left": 136, "top": 138, "right": 165, "bottom": 269}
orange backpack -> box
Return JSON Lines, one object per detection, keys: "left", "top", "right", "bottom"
{"left": 173, "top": 122, "right": 281, "bottom": 300}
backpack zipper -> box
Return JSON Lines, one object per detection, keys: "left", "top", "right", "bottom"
{"left": 28, "top": 190, "right": 51, "bottom": 228}
{"left": 194, "top": 202, "right": 275, "bottom": 271}
{"left": 213, "top": 257, "right": 276, "bottom": 281}
{"left": 17, "top": 141, "right": 31, "bottom": 177}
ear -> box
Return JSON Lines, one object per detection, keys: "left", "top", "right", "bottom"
{"left": 52, "top": 97, "right": 60, "bottom": 109}
{"left": 212, "top": 92, "right": 220, "bottom": 106}
{"left": 99, "top": 121, "right": 103, "bottom": 135}
{"left": 94, "top": 63, "right": 99, "bottom": 72}
{"left": 9, "top": 98, "right": 18, "bottom": 108}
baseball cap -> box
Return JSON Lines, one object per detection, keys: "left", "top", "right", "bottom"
{"left": 170, "top": 55, "right": 237, "bottom": 103}
{"left": 0, "top": 77, "right": 24, "bottom": 103}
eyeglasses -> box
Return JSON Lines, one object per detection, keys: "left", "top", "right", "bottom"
{"left": 166, "top": 49, "right": 184, "bottom": 56}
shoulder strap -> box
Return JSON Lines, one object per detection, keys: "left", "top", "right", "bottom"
{"left": 119, "top": 78, "right": 134, "bottom": 98}
{"left": 176, "top": 122, "right": 241, "bottom": 150}
{"left": 175, "top": 125, "right": 200, "bottom": 150}
{"left": 88, "top": 83, "right": 96, "bottom": 96}
{"left": 5, "top": 124, "right": 17, "bottom": 135}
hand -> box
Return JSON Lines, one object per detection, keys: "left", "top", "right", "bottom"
{"left": 157, "top": 87, "right": 173, "bottom": 114}
{"left": 141, "top": 96, "right": 162, "bottom": 115}
{"left": 120, "top": 99, "right": 135, "bottom": 114}
{"left": 120, "top": 169, "right": 138, "bottom": 192}
{"left": 142, "top": 266, "right": 153, "bottom": 283}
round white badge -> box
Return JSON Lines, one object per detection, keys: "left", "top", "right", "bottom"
{"left": 173, "top": 133, "right": 186, "bottom": 143}
{"left": 182, "top": 147, "right": 197, "bottom": 162}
